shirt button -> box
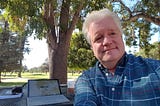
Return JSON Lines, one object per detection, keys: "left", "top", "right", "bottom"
{"left": 105, "top": 73, "right": 109, "bottom": 76}
{"left": 124, "top": 76, "right": 127, "bottom": 80}
{"left": 112, "top": 87, "right": 115, "bottom": 91}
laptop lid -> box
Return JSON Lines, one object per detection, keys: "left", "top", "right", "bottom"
{"left": 27, "top": 79, "right": 61, "bottom": 97}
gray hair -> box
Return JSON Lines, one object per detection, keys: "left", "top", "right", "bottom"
{"left": 82, "top": 8, "right": 123, "bottom": 44}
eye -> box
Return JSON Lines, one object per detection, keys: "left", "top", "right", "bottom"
{"left": 109, "top": 32, "right": 118, "bottom": 38}
{"left": 110, "top": 32, "right": 116, "bottom": 36}
{"left": 94, "top": 34, "right": 103, "bottom": 43}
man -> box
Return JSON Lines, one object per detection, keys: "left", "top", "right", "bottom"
{"left": 74, "top": 8, "right": 160, "bottom": 106}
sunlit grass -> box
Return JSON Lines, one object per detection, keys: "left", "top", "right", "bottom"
{"left": 21, "top": 72, "right": 49, "bottom": 79}
{"left": 0, "top": 72, "right": 81, "bottom": 87}
{"left": 1, "top": 72, "right": 49, "bottom": 79}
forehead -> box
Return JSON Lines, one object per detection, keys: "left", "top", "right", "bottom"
{"left": 89, "top": 17, "right": 119, "bottom": 33}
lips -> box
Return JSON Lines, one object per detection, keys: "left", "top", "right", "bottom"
{"left": 102, "top": 47, "right": 117, "bottom": 53}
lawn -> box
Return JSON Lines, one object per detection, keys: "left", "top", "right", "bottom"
{"left": 0, "top": 72, "right": 80, "bottom": 88}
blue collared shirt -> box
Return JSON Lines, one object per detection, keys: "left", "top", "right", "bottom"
{"left": 74, "top": 53, "right": 160, "bottom": 106}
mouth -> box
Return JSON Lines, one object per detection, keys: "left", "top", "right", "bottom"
{"left": 102, "top": 47, "right": 117, "bottom": 53}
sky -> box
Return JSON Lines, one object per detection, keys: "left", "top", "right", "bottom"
{"left": 23, "top": 36, "right": 48, "bottom": 69}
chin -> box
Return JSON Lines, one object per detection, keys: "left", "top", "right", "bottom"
{"left": 102, "top": 58, "right": 115, "bottom": 62}
{"left": 102, "top": 54, "right": 120, "bottom": 62}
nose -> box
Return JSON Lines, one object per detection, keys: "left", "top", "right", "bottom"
{"left": 103, "top": 36, "right": 112, "bottom": 46}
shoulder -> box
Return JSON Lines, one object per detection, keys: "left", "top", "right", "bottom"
{"left": 127, "top": 54, "right": 159, "bottom": 63}
{"left": 75, "top": 62, "right": 99, "bottom": 92}
{"left": 75, "top": 62, "right": 100, "bottom": 84}
{"left": 81, "top": 62, "right": 99, "bottom": 78}
{"left": 126, "top": 54, "right": 160, "bottom": 70}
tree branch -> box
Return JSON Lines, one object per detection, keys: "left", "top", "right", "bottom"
{"left": 59, "top": 0, "right": 70, "bottom": 33}
{"left": 126, "top": 13, "right": 160, "bottom": 25}
{"left": 112, "top": 0, "right": 160, "bottom": 25}
{"left": 68, "top": 2, "right": 84, "bottom": 35}
{"left": 43, "top": 0, "right": 57, "bottom": 49}
{"left": 117, "top": 0, "right": 132, "bottom": 15}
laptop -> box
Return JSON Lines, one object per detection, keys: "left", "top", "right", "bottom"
{"left": 27, "top": 79, "right": 70, "bottom": 106}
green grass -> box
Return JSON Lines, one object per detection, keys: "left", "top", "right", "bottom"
{"left": 20, "top": 72, "right": 49, "bottom": 79}
{"left": 0, "top": 72, "right": 80, "bottom": 88}
{"left": 0, "top": 82, "right": 26, "bottom": 87}
{"left": 1, "top": 72, "right": 49, "bottom": 79}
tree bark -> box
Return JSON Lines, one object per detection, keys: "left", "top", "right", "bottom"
{"left": 48, "top": 40, "right": 67, "bottom": 84}
{"left": 18, "top": 35, "right": 27, "bottom": 77}
{"left": 44, "top": 0, "right": 84, "bottom": 84}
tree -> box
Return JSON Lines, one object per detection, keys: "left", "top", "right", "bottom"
{"left": 111, "top": 0, "right": 160, "bottom": 57}
{"left": 40, "top": 58, "right": 49, "bottom": 74}
{"left": 0, "top": 20, "right": 27, "bottom": 82}
{"left": 135, "top": 42, "right": 160, "bottom": 60}
{"left": 111, "top": 0, "right": 160, "bottom": 46}
{"left": 112, "top": 0, "right": 160, "bottom": 25}
{"left": 138, "top": 21, "right": 152, "bottom": 57}
{"left": 0, "top": 0, "right": 159, "bottom": 84}
{"left": 43, "top": 0, "right": 86, "bottom": 84}
{"left": 68, "top": 32, "right": 96, "bottom": 71}
{"left": 0, "top": 0, "right": 86, "bottom": 84}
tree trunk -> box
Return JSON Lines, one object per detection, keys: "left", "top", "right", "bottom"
{"left": 18, "top": 35, "right": 26, "bottom": 78}
{"left": 48, "top": 32, "right": 69, "bottom": 84}
{"left": 17, "top": 66, "right": 22, "bottom": 77}
{"left": 43, "top": 0, "right": 84, "bottom": 85}
{"left": 18, "top": 59, "right": 23, "bottom": 77}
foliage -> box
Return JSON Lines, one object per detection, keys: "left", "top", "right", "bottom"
{"left": 0, "top": 0, "right": 159, "bottom": 83}
{"left": 0, "top": 21, "right": 24, "bottom": 72}
{"left": 138, "top": 21, "right": 152, "bottom": 57}
{"left": 0, "top": 0, "right": 46, "bottom": 38}
{"left": 68, "top": 32, "right": 96, "bottom": 71}
{"left": 0, "top": 0, "right": 159, "bottom": 53}
{"left": 112, "top": 0, "right": 160, "bottom": 47}
{"left": 40, "top": 58, "right": 49, "bottom": 72}
{"left": 135, "top": 42, "right": 160, "bottom": 60}
{"left": 27, "top": 58, "right": 49, "bottom": 73}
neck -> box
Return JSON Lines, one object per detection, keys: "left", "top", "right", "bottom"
{"left": 101, "top": 61, "right": 117, "bottom": 74}
{"left": 101, "top": 53, "right": 126, "bottom": 75}
{"left": 103, "top": 61, "right": 117, "bottom": 69}
{"left": 108, "top": 67, "right": 116, "bottom": 75}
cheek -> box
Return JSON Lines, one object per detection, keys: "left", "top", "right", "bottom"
{"left": 116, "top": 40, "right": 125, "bottom": 52}
{"left": 118, "top": 40, "right": 125, "bottom": 47}
{"left": 114, "top": 38, "right": 124, "bottom": 46}
{"left": 92, "top": 44, "right": 102, "bottom": 54}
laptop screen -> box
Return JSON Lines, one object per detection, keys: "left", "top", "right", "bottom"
{"left": 27, "top": 79, "right": 61, "bottom": 97}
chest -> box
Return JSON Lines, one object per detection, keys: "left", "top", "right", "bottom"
{"left": 94, "top": 71, "right": 160, "bottom": 106}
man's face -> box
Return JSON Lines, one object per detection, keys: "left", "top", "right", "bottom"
{"left": 88, "top": 17, "right": 125, "bottom": 67}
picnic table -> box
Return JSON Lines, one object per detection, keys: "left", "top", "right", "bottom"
{"left": 0, "top": 85, "right": 73, "bottom": 106}
{"left": 0, "top": 87, "right": 26, "bottom": 106}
